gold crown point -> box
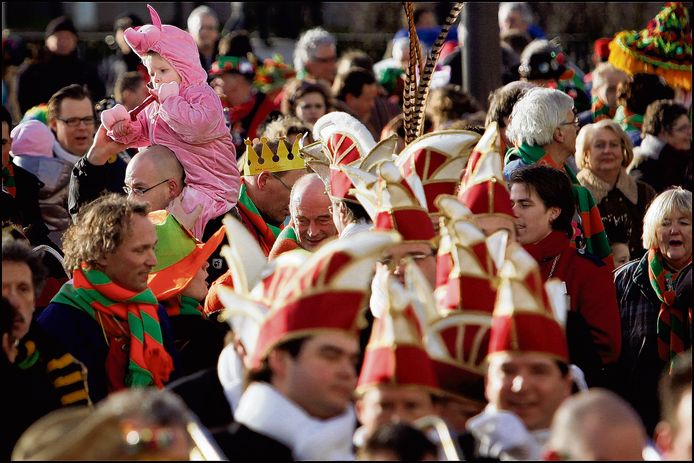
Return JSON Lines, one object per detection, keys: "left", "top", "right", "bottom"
{"left": 243, "top": 135, "right": 307, "bottom": 176}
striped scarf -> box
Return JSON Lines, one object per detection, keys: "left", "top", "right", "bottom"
{"left": 269, "top": 225, "right": 301, "bottom": 260}
{"left": 162, "top": 295, "right": 205, "bottom": 318}
{"left": 2, "top": 162, "right": 17, "bottom": 197}
{"left": 505, "top": 143, "right": 614, "bottom": 267}
{"left": 648, "top": 249, "right": 692, "bottom": 372}
{"left": 52, "top": 266, "right": 174, "bottom": 390}
{"left": 591, "top": 95, "right": 615, "bottom": 122}
{"left": 614, "top": 105, "right": 643, "bottom": 134}
{"left": 237, "top": 181, "right": 282, "bottom": 256}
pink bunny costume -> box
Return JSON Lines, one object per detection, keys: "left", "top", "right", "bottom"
{"left": 100, "top": 4, "right": 239, "bottom": 238}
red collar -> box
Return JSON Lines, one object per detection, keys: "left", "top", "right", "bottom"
{"left": 523, "top": 230, "right": 570, "bottom": 264}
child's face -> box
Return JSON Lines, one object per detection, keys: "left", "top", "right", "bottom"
{"left": 145, "top": 54, "right": 182, "bottom": 88}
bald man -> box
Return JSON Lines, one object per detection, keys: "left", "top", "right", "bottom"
{"left": 544, "top": 388, "right": 648, "bottom": 461}
{"left": 268, "top": 173, "right": 337, "bottom": 260}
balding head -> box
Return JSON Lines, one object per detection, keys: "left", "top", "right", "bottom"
{"left": 290, "top": 173, "right": 337, "bottom": 251}
{"left": 124, "top": 145, "right": 185, "bottom": 211}
{"left": 546, "top": 388, "right": 647, "bottom": 461}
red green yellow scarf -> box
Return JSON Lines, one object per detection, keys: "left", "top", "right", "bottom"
{"left": 2, "top": 162, "right": 17, "bottom": 198}
{"left": 505, "top": 143, "right": 614, "bottom": 267}
{"left": 647, "top": 249, "right": 692, "bottom": 371}
{"left": 52, "top": 265, "right": 174, "bottom": 390}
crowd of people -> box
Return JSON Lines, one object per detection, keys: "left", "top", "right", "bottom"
{"left": 2, "top": 2, "right": 692, "bottom": 461}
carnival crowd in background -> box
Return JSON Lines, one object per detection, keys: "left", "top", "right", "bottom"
{"left": 1, "top": 2, "right": 692, "bottom": 461}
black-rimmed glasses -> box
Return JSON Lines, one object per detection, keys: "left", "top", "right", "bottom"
{"left": 123, "top": 178, "right": 171, "bottom": 196}
{"left": 57, "top": 116, "right": 96, "bottom": 127}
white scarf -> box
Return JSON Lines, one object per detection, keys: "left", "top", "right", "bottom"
{"left": 217, "top": 343, "right": 245, "bottom": 412}
{"left": 340, "top": 221, "right": 372, "bottom": 240}
{"left": 576, "top": 167, "right": 638, "bottom": 204}
{"left": 52, "top": 140, "right": 82, "bottom": 165}
{"left": 234, "top": 382, "right": 357, "bottom": 461}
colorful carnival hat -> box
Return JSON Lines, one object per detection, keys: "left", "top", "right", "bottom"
{"left": 209, "top": 55, "right": 257, "bottom": 77}
{"left": 299, "top": 111, "right": 398, "bottom": 203}
{"left": 609, "top": 2, "right": 692, "bottom": 91}
{"left": 124, "top": 4, "right": 207, "bottom": 87}
{"left": 356, "top": 269, "right": 439, "bottom": 396}
{"left": 218, "top": 224, "right": 401, "bottom": 370}
{"left": 343, "top": 159, "right": 437, "bottom": 244}
{"left": 457, "top": 124, "right": 515, "bottom": 220}
{"left": 396, "top": 130, "right": 481, "bottom": 215}
{"left": 147, "top": 210, "right": 226, "bottom": 301}
{"left": 487, "top": 243, "right": 569, "bottom": 363}
{"left": 243, "top": 136, "right": 306, "bottom": 176}
{"left": 433, "top": 195, "right": 509, "bottom": 314}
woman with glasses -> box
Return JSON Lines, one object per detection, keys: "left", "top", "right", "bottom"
{"left": 280, "top": 79, "right": 333, "bottom": 129}
{"left": 630, "top": 99, "right": 692, "bottom": 194}
{"left": 575, "top": 119, "right": 657, "bottom": 262}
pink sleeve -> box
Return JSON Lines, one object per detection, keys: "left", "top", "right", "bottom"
{"left": 157, "top": 85, "right": 229, "bottom": 145}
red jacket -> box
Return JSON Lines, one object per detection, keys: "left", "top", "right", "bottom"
{"left": 524, "top": 231, "right": 622, "bottom": 366}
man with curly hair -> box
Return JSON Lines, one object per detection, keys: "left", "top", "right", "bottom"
{"left": 36, "top": 193, "right": 180, "bottom": 403}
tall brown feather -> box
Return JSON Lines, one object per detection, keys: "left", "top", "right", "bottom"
{"left": 412, "top": 2, "right": 464, "bottom": 138}
{"left": 402, "top": 2, "right": 420, "bottom": 144}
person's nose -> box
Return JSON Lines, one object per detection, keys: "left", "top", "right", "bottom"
{"left": 307, "top": 221, "right": 321, "bottom": 237}
{"left": 511, "top": 374, "right": 526, "bottom": 393}
{"left": 145, "top": 249, "right": 157, "bottom": 267}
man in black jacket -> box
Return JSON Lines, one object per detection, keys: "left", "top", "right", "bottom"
{"left": 14, "top": 16, "right": 105, "bottom": 115}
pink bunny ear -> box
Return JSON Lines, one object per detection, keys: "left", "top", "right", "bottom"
{"left": 147, "top": 4, "right": 162, "bottom": 30}
{"left": 124, "top": 25, "right": 161, "bottom": 55}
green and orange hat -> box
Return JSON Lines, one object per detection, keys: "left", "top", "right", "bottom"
{"left": 147, "top": 211, "right": 226, "bottom": 301}
{"left": 608, "top": 2, "right": 692, "bottom": 91}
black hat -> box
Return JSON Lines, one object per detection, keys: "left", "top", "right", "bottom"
{"left": 45, "top": 16, "right": 78, "bottom": 39}
{"left": 518, "top": 39, "right": 566, "bottom": 81}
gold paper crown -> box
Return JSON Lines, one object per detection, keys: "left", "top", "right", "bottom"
{"left": 243, "top": 136, "right": 306, "bottom": 176}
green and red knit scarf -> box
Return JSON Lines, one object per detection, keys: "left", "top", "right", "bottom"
{"left": 647, "top": 249, "right": 692, "bottom": 372}
{"left": 591, "top": 95, "right": 615, "bottom": 122}
{"left": 614, "top": 105, "right": 644, "bottom": 135}
{"left": 52, "top": 265, "right": 174, "bottom": 389}
{"left": 162, "top": 295, "right": 206, "bottom": 318}
{"left": 2, "top": 162, "right": 17, "bottom": 198}
{"left": 237, "top": 181, "right": 282, "bottom": 256}
{"left": 505, "top": 143, "right": 614, "bottom": 267}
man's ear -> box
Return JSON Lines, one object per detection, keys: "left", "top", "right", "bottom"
{"left": 548, "top": 206, "right": 561, "bottom": 223}
{"left": 553, "top": 126, "right": 565, "bottom": 143}
{"left": 257, "top": 170, "right": 271, "bottom": 190}
{"left": 267, "top": 349, "right": 288, "bottom": 381}
{"left": 49, "top": 118, "right": 58, "bottom": 133}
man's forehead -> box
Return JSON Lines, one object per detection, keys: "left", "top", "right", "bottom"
{"left": 59, "top": 98, "right": 93, "bottom": 116}
{"left": 491, "top": 352, "right": 555, "bottom": 368}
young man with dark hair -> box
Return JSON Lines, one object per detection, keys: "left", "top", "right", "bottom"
{"left": 508, "top": 164, "right": 622, "bottom": 389}
{"left": 333, "top": 67, "right": 379, "bottom": 127}
{"left": 212, "top": 228, "right": 399, "bottom": 460}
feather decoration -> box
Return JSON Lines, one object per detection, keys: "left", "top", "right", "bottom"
{"left": 412, "top": 2, "right": 464, "bottom": 138}
{"left": 402, "top": 2, "right": 420, "bottom": 145}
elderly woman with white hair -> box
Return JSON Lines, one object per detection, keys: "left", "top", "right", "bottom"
{"left": 614, "top": 187, "right": 692, "bottom": 436}
{"left": 576, "top": 119, "right": 656, "bottom": 264}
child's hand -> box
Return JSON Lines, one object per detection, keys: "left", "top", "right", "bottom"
{"left": 111, "top": 120, "right": 132, "bottom": 138}
{"left": 157, "top": 81, "right": 180, "bottom": 102}
{"left": 100, "top": 104, "right": 129, "bottom": 129}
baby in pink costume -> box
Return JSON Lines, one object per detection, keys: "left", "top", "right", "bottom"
{"left": 101, "top": 4, "right": 239, "bottom": 238}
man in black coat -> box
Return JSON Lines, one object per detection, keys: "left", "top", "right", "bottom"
{"left": 14, "top": 16, "right": 105, "bottom": 115}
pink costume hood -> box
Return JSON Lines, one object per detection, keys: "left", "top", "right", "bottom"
{"left": 124, "top": 4, "right": 208, "bottom": 88}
